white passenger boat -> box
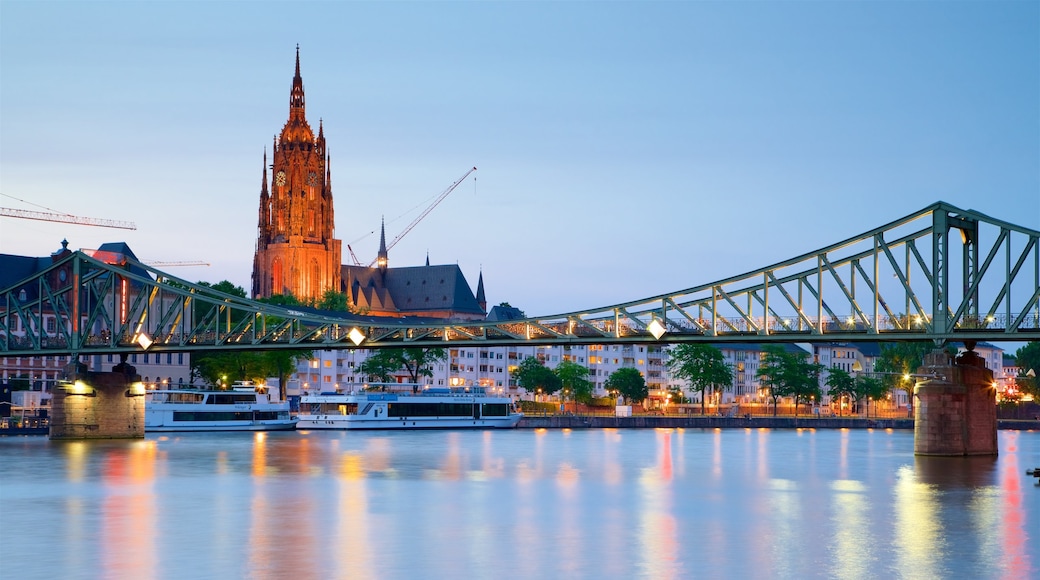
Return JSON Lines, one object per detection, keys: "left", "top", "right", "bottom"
{"left": 297, "top": 384, "right": 523, "bottom": 430}
{"left": 145, "top": 384, "right": 297, "bottom": 432}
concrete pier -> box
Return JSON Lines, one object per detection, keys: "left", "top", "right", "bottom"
{"left": 49, "top": 358, "right": 146, "bottom": 440}
{"left": 913, "top": 343, "right": 998, "bottom": 456}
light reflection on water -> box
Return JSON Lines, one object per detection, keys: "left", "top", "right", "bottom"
{"left": 0, "top": 429, "right": 1037, "bottom": 579}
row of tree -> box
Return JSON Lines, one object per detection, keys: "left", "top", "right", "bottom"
{"left": 180, "top": 282, "right": 1039, "bottom": 408}
{"left": 511, "top": 356, "right": 649, "bottom": 404}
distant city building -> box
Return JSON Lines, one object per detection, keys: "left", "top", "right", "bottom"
{"left": 0, "top": 241, "right": 192, "bottom": 397}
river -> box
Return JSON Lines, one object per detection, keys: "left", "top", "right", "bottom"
{"left": 1, "top": 428, "right": 1037, "bottom": 579}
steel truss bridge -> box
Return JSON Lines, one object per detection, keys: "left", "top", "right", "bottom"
{"left": 1, "top": 202, "right": 1038, "bottom": 358}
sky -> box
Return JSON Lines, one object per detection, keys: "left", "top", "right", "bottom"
{"left": 1, "top": 1, "right": 1038, "bottom": 325}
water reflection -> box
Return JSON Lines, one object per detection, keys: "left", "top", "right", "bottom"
{"left": 0, "top": 429, "right": 1035, "bottom": 579}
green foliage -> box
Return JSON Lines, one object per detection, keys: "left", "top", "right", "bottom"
{"left": 199, "top": 280, "right": 247, "bottom": 298}
{"left": 358, "top": 348, "right": 447, "bottom": 383}
{"left": 604, "top": 367, "right": 648, "bottom": 404}
{"left": 259, "top": 293, "right": 303, "bottom": 307}
{"left": 192, "top": 351, "right": 267, "bottom": 387}
{"left": 555, "top": 360, "right": 594, "bottom": 404}
{"left": 316, "top": 290, "right": 350, "bottom": 312}
{"left": 667, "top": 344, "right": 732, "bottom": 414}
{"left": 512, "top": 356, "right": 561, "bottom": 395}
{"left": 855, "top": 375, "right": 888, "bottom": 416}
{"left": 666, "top": 385, "right": 689, "bottom": 404}
{"left": 825, "top": 367, "right": 857, "bottom": 401}
{"left": 756, "top": 345, "right": 822, "bottom": 416}
{"left": 875, "top": 341, "right": 933, "bottom": 397}
{"left": 1015, "top": 342, "right": 1040, "bottom": 380}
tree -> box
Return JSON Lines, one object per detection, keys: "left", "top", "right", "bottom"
{"left": 825, "top": 367, "right": 857, "bottom": 416}
{"left": 316, "top": 289, "right": 350, "bottom": 312}
{"left": 358, "top": 350, "right": 401, "bottom": 383}
{"left": 666, "top": 344, "right": 733, "bottom": 415}
{"left": 397, "top": 348, "right": 446, "bottom": 383}
{"left": 604, "top": 367, "right": 648, "bottom": 404}
{"left": 512, "top": 356, "right": 561, "bottom": 397}
{"left": 756, "top": 346, "right": 820, "bottom": 416}
{"left": 874, "top": 342, "right": 934, "bottom": 407}
{"left": 554, "top": 360, "right": 593, "bottom": 404}
{"left": 1015, "top": 342, "right": 1040, "bottom": 398}
{"left": 191, "top": 350, "right": 269, "bottom": 388}
{"left": 357, "top": 348, "right": 446, "bottom": 384}
{"left": 854, "top": 375, "right": 887, "bottom": 417}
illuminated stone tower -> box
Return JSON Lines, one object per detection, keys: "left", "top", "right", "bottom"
{"left": 252, "top": 46, "right": 342, "bottom": 301}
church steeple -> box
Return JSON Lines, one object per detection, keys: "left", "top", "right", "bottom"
{"left": 376, "top": 217, "right": 388, "bottom": 270}
{"left": 476, "top": 269, "right": 486, "bottom": 312}
{"left": 289, "top": 44, "right": 305, "bottom": 116}
{"left": 253, "top": 46, "right": 341, "bottom": 301}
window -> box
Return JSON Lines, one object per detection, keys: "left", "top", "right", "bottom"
{"left": 324, "top": 360, "right": 332, "bottom": 368}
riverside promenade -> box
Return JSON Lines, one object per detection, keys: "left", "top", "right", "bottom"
{"left": 518, "top": 415, "right": 1040, "bottom": 430}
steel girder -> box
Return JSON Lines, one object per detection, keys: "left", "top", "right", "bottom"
{"left": 1, "top": 202, "right": 1038, "bottom": 357}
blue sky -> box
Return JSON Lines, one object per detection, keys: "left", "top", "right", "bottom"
{"left": 1, "top": 1, "right": 1037, "bottom": 320}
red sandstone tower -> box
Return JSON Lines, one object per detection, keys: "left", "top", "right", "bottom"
{"left": 252, "top": 46, "right": 342, "bottom": 301}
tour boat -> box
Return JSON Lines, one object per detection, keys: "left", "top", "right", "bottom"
{"left": 296, "top": 384, "right": 523, "bottom": 430}
{"left": 145, "top": 384, "right": 297, "bottom": 432}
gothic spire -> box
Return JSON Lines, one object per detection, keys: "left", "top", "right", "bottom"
{"left": 476, "top": 268, "right": 486, "bottom": 312}
{"left": 376, "top": 217, "right": 388, "bottom": 270}
{"left": 261, "top": 148, "right": 269, "bottom": 195}
{"left": 289, "top": 44, "right": 305, "bottom": 116}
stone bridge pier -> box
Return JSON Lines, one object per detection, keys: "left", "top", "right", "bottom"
{"left": 913, "top": 342, "right": 998, "bottom": 456}
{"left": 49, "top": 356, "right": 146, "bottom": 440}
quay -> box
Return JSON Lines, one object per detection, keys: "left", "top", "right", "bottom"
{"left": 518, "top": 415, "right": 1040, "bottom": 431}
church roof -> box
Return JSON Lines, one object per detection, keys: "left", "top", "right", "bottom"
{"left": 343, "top": 263, "right": 484, "bottom": 316}
{"left": 0, "top": 254, "right": 49, "bottom": 291}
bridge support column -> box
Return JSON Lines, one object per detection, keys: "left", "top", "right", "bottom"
{"left": 913, "top": 343, "right": 997, "bottom": 456}
{"left": 49, "top": 357, "right": 146, "bottom": 440}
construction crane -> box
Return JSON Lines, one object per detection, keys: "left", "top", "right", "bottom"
{"left": 366, "top": 166, "right": 477, "bottom": 267}
{"left": 0, "top": 207, "right": 137, "bottom": 230}
{"left": 147, "top": 261, "right": 211, "bottom": 267}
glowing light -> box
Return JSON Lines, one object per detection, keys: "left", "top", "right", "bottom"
{"left": 647, "top": 319, "right": 666, "bottom": 340}
{"left": 348, "top": 327, "right": 365, "bottom": 346}
{"left": 135, "top": 332, "right": 153, "bottom": 350}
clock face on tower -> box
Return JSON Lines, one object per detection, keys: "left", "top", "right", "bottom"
{"left": 276, "top": 171, "right": 286, "bottom": 186}
{"left": 307, "top": 172, "right": 318, "bottom": 187}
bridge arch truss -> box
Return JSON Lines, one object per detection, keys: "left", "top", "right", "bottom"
{"left": 1, "top": 202, "right": 1037, "bottom": 357}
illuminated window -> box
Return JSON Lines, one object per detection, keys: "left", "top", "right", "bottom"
{"left": 324, "top": 360, "right": 332, "bottom": 368}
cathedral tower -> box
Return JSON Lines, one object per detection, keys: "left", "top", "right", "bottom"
{"left": 252, "top": 46, "right": 342, "bottom": 301}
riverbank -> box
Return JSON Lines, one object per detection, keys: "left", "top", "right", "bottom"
{"left": 518, "top": 415, "right": 1040, "bottom": 430}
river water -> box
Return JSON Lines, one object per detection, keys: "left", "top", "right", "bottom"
{"left": 1, "top": 428, "right": 1037, "bottom": 580}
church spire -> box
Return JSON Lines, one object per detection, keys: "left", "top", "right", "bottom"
{"left": 476, "top": 269, "right": 486, "bottom": 312}
{"left": 376, "top": 217, "right": 388, "bottom": 270}
{"left": 289, "top": 44, "right": 305, "bottom": 116}
{"left": 261, "top": 148, "right": 269, "bottom": 194}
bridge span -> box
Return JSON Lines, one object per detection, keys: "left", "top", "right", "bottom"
{"left": 1, "top": 201, "right": 1037, "bottom": 358}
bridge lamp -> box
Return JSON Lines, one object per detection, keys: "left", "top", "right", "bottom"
{"left": 135, "top": 332, "right": 153, "bottom": 350}
{"left": 647, "top": 319, "right": 666, "bottom": 340}
{"left": 348, "top": 327, "right": 365, "bottom": 346}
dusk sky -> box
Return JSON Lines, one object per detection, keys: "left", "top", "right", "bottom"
{"left": 1, "top": 1, "right": 1037, "bottom": 319}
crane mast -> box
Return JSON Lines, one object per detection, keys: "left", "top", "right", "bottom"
{"left": 367, "top": 166, "right": 476, "bottom": 267}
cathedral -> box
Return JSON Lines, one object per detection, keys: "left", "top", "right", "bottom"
{"left": 251, "top": 46, "right": 341, "bottom": 302}
{"left": 251, "top": 48, "right": 485, "bottom": 321}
